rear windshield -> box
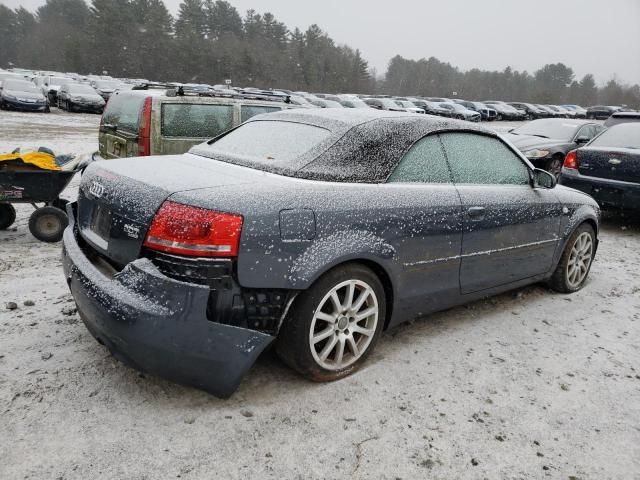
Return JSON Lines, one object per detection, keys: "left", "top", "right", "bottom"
{"left": 199, "top": 120, "right": 331, "bottom": 163}
{"left": 240, "top": 105, "right": 281, "bottom": 123}
{"left": 102, "top": 93, "right": 147, "bottom": 132}
{"left": 588, "top": 124, "right": 640, "bottom": 149}
{"left": 161, "top": 103, "right": 234, "bottom": 137}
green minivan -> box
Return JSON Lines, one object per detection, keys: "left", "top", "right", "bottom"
{"left": 97, "top": 88, "right": 294, "bottom": 159}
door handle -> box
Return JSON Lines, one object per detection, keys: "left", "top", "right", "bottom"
{"left": 467, "top": 206, "right": 486, "bottom": 220}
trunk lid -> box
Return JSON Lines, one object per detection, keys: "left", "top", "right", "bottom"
{"left": 577, "top": 147, "right": 640, "bottom": 183}
{"left": 77, "top": 154, "right": 250, "bottom": 267}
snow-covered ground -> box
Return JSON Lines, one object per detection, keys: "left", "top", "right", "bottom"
{"left": 1, "top": 109, "right": 639, "bottom": 479}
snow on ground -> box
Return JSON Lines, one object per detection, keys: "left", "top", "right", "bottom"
{"left": 1, "top": 109, "right": 639, "bottom": 479}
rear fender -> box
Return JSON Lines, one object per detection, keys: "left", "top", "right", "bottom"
{"left": 287, "top": 230, "right": 396, "bottom": 289}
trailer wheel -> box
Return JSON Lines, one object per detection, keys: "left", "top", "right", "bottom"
{"left": 0, "top": 203, "right": 17, "bottom": 230}
{"left": 28, "top": 206, "right": 68, "bottom": 242}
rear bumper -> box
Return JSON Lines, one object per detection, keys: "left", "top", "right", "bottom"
{"left": 61, "top": 204, "right": 274, "bottom": 398}
{"left": 559, "top": 168, "right": 640, "bottom": 211}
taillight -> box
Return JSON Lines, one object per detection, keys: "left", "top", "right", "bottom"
{"left": 564, "top": 150, "right": 579, "bottom": 170}
{"left": 143, "top": 201, "right": 243, "bottom": 257}
{"left": 138, "top": 96, "right": 152, "bottom": 156}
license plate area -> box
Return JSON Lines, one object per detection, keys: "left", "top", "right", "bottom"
{"left": 91, "top": 204, "right": 112, "bottom": 240}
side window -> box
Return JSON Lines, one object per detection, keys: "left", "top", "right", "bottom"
{"left": 161, "top": 103, "right": 234, "bottom": 138}
{"left": 240, "top": 105, "right": 281, "bottom": 123}
{"left": 387, "top": 135, "right": 452, "bottom": 184}
{"left": 440, "top": 132, "right": 530, "bottom": 185}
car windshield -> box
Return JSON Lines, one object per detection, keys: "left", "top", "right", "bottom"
{"left": 3, "top": 80, "right": 39, "bottom": 93}
{"left": 197, "top": 120, "right": 331, "bottom": 163}
{"left": 379, "top": 98, "right": 400, "bottom": 108}
{"left": 69, "top": 84, "right": 97, "bottom": 94}
{"left": 343, "top": 99, "right": 369, "bottom": 108}
{"left": 441, "top": 103, "right": 462, "bottom": 111}
{"left": 95, "top": 81, "right": 118, "bottom": 89}
{"left": 50, "top": 77, "right": 72, "bottom": 86}
{"left": 511, "top": 119, "right": 581, "bottom": 140}
{"left": 588, "top": 124, "right": 640, "bottom": 149}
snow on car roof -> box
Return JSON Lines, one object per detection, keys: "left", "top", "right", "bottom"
{"left": 193, "top": 109, "right": 494, "bottom": 183}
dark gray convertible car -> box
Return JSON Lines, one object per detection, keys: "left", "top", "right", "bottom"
{"left": 62, "top": 109, "right": 600, "bottom": 397}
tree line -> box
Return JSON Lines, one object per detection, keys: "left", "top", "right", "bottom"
{"left": 0, "top": 0, "right": 372, "bottom": 93}
{"left": 383, "top": 55, "right": 640, "bottom": 108}
{"left": 1, "top": 0, "right": 638, "bottom": 107}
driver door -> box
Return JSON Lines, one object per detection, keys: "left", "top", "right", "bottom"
{"left": 439, "top": 132, "right": 563, "bottom": 294}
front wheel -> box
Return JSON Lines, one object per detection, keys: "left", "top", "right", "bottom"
{"left": 276, "top": 263, "right": 385, "bottom": 382}
{"left": 548, "top": 223, "right": 596, "bottom": 293}
{"left": 546, "top": 155, "right": 564, "bottom": 178}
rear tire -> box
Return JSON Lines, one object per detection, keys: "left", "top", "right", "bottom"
{"left": 548, "top": 223, "right": 596, "bottom": 293}
{"left": 0, "top": 203, "right": 17, "bottom": 230}
{"left": 28, "top": 206, "right": 68, "bottom": 242}
{"left": 276, "top": 263, "right": 386, "bottom": 382}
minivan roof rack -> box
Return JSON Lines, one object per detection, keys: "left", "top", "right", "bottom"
{"left": 131, "top": 83, "right": 291, "bottom": 103}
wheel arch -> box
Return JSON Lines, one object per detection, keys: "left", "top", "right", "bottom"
{"left": 296, "top": 256, "right": 396, "bottom": 332}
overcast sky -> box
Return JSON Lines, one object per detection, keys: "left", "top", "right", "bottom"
{"left": 4, "top": 0, "right": 640, "bottom": 84}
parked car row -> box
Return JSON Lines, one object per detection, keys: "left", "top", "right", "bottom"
{"left": 0, "top": 68, "right": 135, "bottom": 113}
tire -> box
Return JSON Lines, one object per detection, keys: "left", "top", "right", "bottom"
{"left": 276, "top": 263, "right": 386, "bottom": 382}
{"left": 546, "top": 155, "right": 564, "bottom": 178}
{"left": 28, "top": 206, "right": 68, "bottom": 242}
{"left": 0, "top": 203, "right": 17, "bottom": 230}
{"left": 548, "top": 223, "right": 596, "bottom": 293}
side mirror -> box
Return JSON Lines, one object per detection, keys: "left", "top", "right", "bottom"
{"left": 533, "top": 168, "right": 557, "bottom": 189}
{"left": 576, "top": 135, "right": 590, "bottom": 144}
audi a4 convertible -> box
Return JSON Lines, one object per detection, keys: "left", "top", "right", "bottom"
{"left": 62, "top": 109, "right": 600, "bottom": 397}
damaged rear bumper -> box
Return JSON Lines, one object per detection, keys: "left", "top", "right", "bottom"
{"left": 61, "top": 206, "right": 274, "bottom": 398}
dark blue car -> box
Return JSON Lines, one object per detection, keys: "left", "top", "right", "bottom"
{"left": 62, "top": 109, "right": 600, "bottom": 397}
{"left": 559, "top": 123, "right": 640, "bottom": 212}
{"left": 0, "top": 79, "right": 49, "bottom": 112}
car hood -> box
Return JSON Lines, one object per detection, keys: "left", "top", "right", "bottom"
{"left": 72, "top": 94, "right": 105, "bottom": 102}
{"left": 504, "top": 134, "right": 568, "bottom": 151}
{"left": 3, "top": 90, "right": 45, "bottom": 101}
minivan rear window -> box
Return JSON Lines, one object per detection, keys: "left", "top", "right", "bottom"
{"left": 162, "top": 104, "right": 234, "bottom": 138}
{"left": 102, "top": 93, "right": 147, "bottom": 132}
{"left": 240, "top": 105, "right": 281, "bottom": 123}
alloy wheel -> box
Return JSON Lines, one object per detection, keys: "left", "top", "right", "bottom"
{"left": 566, "top": 232, "right": 593, "bottom": 288}
{"left": 309, "top": 279, "right": 379, "bottom": 371}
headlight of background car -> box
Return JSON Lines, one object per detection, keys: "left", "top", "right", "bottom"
{"left": 524, "top": 149, "right": 550, "bottom": 159}
{"left": 3, "top": 93, "right": 18, "bottom": 101}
